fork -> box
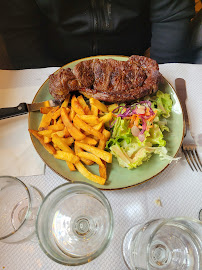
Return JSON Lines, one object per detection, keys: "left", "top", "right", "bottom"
{"left": 175, "top": 78, "right": 202, "bottom": 171}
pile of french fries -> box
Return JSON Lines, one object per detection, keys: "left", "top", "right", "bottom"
{"left": 29, "top": 95, "right": 118, "bottom": 185}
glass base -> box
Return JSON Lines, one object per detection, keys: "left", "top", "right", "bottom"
{"left": 11, "top": 186, "right": 43, "bottom": 242}
{"left": 122, "top": 223, "right": 143, "bottom": 270}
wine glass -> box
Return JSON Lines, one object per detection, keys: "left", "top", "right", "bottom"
{"left": 0, "top": 176, "right": 43, "bottom": 243}
{"left": 122, "top": 217, "right": 202, "bottom": 270}
{"left": 36, "top": 181, "right": 114, "bottom": 266}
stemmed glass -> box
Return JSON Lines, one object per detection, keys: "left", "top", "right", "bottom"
{"left": 122, "top": 217, "right": 202, "bottom": 270}
{"left": 0, "top": 176, "right": 43, "bottom": 243}
{"left": 0, "top": 177, "right": 113, "bottom": 266}
{"left": 36, "top": 181, "right": 114, "bottom": 266}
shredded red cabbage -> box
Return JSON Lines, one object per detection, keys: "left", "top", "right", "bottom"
{"left": 139, "top": 100, "right": 152, "bottom": 107}
{"left": 112, "top": 105, "right": 125, "bottom": 114}
{"left": 110, "top": 100, "right": 155, "bottom": 129}
{"left": 139, "top": 117, "right": 147, "bottom": 134}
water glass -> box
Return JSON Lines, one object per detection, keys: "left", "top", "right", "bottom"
{"left": 0, "top": 176, "right": 43, "bottom": 243}
{"left": 36, "top": 182, "right": 114, "bottom": 266}
{"left": 122, "top": 217, "right": 202, "bottom": 270}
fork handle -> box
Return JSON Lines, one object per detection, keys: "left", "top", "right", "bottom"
{"left": 175, "top": 78, "right": 190, "bottom": 129}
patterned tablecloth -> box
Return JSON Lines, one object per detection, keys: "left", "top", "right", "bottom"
{"left": 0, "top": 63, "right": 202, "bottom": 270}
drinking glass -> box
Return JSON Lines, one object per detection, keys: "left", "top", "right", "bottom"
{"left": 122, "top": 217, "right": 202, "bottom": 270}
{"left": 36, "top": 182, "right": 114, "bottom": 266}
{"left": 0, "top": 176, "right": 43, "bottom": 243}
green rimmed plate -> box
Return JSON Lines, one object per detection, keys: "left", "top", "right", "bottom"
{"left": 29, "top": 56, "right": 184, "bottom": 190}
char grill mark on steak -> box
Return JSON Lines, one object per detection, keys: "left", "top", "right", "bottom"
{"left": 93, "top": 59, "right": 115, "bottom": 92}
{"left": 49, "top": 55, "right": 161, "bottom": 103}
{"left": 73, "top": 60, "right": 94, "bottom": 88}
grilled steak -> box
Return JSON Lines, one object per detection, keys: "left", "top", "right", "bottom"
{"left": 49, "top": 55, "right": 161, "bottom": 102}
{"left": 49, "top": 68, "right": 79, "bottom": 101}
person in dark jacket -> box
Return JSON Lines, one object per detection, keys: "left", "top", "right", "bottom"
{"left": 0, "top": 0, "right": 195, "bottom": 69}
{"left": 191, "top": 7, "right": 202, "bottom": 63}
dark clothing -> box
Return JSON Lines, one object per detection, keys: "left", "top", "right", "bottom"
{"left": 0, "top": 0, "right": 195, "bottom": 69}
{"left": 191, "top": 9, "right": 202, "bottom": 64}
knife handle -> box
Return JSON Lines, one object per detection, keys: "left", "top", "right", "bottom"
{"left": 175, "top": 78, "right": 189, "bottom": 128}
{"left": 0, "top": 103, "right": 28, "bottom": 120}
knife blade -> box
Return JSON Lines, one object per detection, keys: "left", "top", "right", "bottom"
{"left": 0, "top": 100, "right": 61, "bottom": 120}
{"left": 175, "top": 78, "right": 189, "bottom": 127}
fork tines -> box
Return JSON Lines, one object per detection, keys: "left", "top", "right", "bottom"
{"left": 182, "top": 147, "right": 202, "bottom": 172}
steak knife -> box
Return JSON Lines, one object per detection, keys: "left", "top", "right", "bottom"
{"left": 0, "top": 100, "right": 61, "bottom": 120}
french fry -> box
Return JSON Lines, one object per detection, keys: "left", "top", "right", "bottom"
{"left": 91, "top": 104, "right": 98, "bottom": 116}
{"left": 32, "top": 94, "right": 114, "bottom": 185}
{"left": 29, "top": 129, "right": 56, "bottom": 155}
{"left": 66, "top": 161, "right": 76, "bottom": 171}
{"left": 103, "top": 129, "right": 111, "bottom": 140}
{"left": 75, "top": 161, "right": 106, "bottom": 185}
{"left": 75, "top": 141, "right": 112, "bottom": 163}
{"left": 38, "top": 129, "right": 53, "bottom": 137}
{"left": 79, "top": 137, "right": 98, "bottom": 146}
{"left": 74, "top": 144, "right": 94, "bottom": 165}
{"left": 73, "top": 115, "right": 105, "bottom": 140}
{"left": 52, "top": 108, "right": 61, "bottom": 120}
{"left": 107, "top": 103, "right": 118, "bottom": 112}
{"left": 52, "top": 134, "right": 74, "bottom": 153}
{"left": 61, "top": 95, "right": 70, "bottom": 108}
{"left": 51, "top": 128, "right": 70, "bottom": 138}
{"left": 77, "top": 152, "right": 104, "bottom": 167}
{"left": 99, "top": 112, "right": 113, "bottom": 123}
{"left": 98, "top": 129, "right": 111, "bottom": 150}
{"left": 77, "top": 95, "right": 91, "bottom": 114}
{"left": 39, "top": 114, "right": 52, "bottom": 130}
{"left": 52, "top": 131, "right": 76, "bottom": 170}
{"left": 54, "top": 151, "right": 80, "bottom": 163}
{"left": 64, "top": 127, "right": 70, "bottom": 137}
{"left": 61, "top": 137, "right": 74, "bottom": 146}
{"left": 56, "top": 117, "right": 63, "bottom": 124}
{"left": 53, "top": 144, "right": 60, "bottom": 151}
{"left": 93, "top": 122, "right": 103, "bottom": 131}
{"left": 79, "top": 115, "right": 100, "bottom": 125}
{"left": 47, "top": 123, "right": 65, "bottom": 131}
{"left": 40, "top": 107, "right": 53, "bottom": 114}
{"left": 98, "top": 139, "right": 106, "bottom": 150}
{"left": 44, "top": 136, "right": 52, "bottom": 143}
{"left": 90, "top": 98, "right": 108, "bottom": 113}
{"left": 71, "top": 95, "right": 85, "bottom": 115}
{"left": 99, "top": 161, "right": 107, "bottom": 179}
{"left": 38, "top": 107, "right": 59, "bottom": 130}
{"left": 69, "top": 106, "right": 76, "bottom": 121}
{"left": 61, "top": 108, "right": 86, "bottom": 140}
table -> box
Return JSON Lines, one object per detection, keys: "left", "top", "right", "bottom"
{"left": 0, "top": 63, "right": 202, "bottom": 270}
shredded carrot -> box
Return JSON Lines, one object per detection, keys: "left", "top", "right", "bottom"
{"left": 147, "top": 110, "right": 157, "bottom": 122}
{"left": 146, "top": 123, "right": 153, "bottom": 131}
{"left": 134, "top": 116, "right": 140, "bottom": 127}
{"left": 145, "top": 107, "right": 150, "bottom": 116}
{"left": 129, "top": 114, "right": 136, "bottom": 128}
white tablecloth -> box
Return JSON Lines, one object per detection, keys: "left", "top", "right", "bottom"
{"left": 0, "top": 63, "right": 202, "bottom": 270}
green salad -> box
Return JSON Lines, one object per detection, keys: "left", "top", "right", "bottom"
{"left": 106, "top": 90, "right": 176, "bottom": 169}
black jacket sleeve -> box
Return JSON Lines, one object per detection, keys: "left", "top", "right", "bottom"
{"left": 0, "top": 0, "right": 59, "bottom": 69}
{"left": 150, "top": 0, "right": 195, "bottom": 63}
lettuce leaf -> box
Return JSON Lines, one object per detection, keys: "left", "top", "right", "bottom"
{"left": 149, "top": 90, "right": 172, "bottom": 118}
{"left": 145, "top": 124, "right": 166, "bottom": 147}
{"left": 110, "top": 145, "right": 179, "bottom": 169}
{"left": 106, "top": 90, "right": 175, "bottom": 169}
